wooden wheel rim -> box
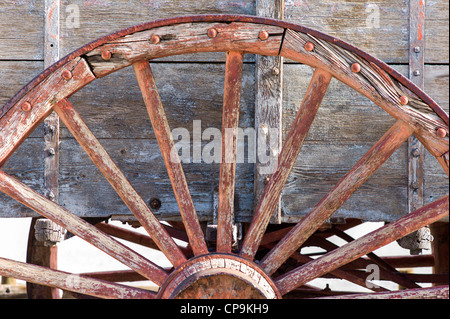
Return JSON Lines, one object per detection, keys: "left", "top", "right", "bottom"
{"left": 0, "top": 15, "right": 448, "bottom": 299}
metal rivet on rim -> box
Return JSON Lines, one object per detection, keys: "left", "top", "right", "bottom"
{"left": 101, "top": 50, "right": 112, "bottom": 61}
{"left": 150, "top": 34, "right": 161, "bottom": 44}
{"left": 399, "top": 96, "right": 409, "bottom": 105}
{"left": 21, "top": 102, "right": 32, "bottom": 112}
{"left": 351, "top": 63, "right": 361, "bottom": 73}
{"left": 436, "top": 128, "right": 447, "bottom": 138}
{"left": 259, "top": 31, "right": 269, "bottom": 41}
{"left": 62, "top": 70, "right": 72, "bottom": 80}
{"left": 207, "top": 28, "right": 218, "bottom": 38}
{"left": 304, "top": 42, "right": 315, "bottom": 52}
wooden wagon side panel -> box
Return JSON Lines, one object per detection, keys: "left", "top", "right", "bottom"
{"left": 0, "top": 1, "right": 448, "bottom": 224}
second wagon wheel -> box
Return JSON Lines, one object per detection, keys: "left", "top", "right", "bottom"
{"left": 0, "top": 15, "right": 448, "bottom": 299}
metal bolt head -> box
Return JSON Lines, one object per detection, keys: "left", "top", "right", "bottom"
{"left": 399, "top": 96, "right": 409, "bottom": 105}
{"left": 207, "top": 28, "right": 218, "bottom": 38}
{"left": 101, "top": 50, "right": 112, "bottom": 61}
{"left": 411, "top": 148, "right": 421, "bottom": 158}
{"left": 47, "top": 148, "right": 56, "bottom": 156}
{"left": 436, "top": 128, "right": 447, "bottom": 138}
{"left": 149, "top": 198, "right": 162, "bottom": 210}
{"left": 304, "top": 42, "right": 315, "bottom": 52}
{"left": 413, "top": 70, "right": 421, "bottom": 76}
{"left": 414, "top": 46, "right": 421, "bottom": 53}
{"left": 351, "top": 63, "right": 361, "bottom": 73}
{"left": 62, "top": 70, "right": 72, "bottom": 80}
{"left": 258, "top": 31, "right": 269, "bottom": 41}
{"left": 271, "top": 67, "right": 280, "bottom": 76}
{"left": 150, "top": 34, "right": 161, "bottom": 45}
{"left": 21, "top": 102, "right": 32, "bottom": 112}
{"left": 264, "top": 176, "right": 270, "bottom": 185}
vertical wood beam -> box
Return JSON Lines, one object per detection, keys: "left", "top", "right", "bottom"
{"left": 254, "top": 0, "right": 284, "bottom": 224}
{"left": 408, "top": 0, "right": 425, "bottom": 213}
{"left": 26, "top": 0, "right": 62, "bottom": 299}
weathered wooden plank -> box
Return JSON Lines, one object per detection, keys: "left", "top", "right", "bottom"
{"left": 254, "top": 0, "right": 284, "bottom": 224}
{"left": 55, "top": 137, "right": 255, "bottom": 221}
{"left": 60, "top": 0, "right": 255, "bottom": 59}
{"left": 284, "top": 0, "right": 449, "bottom": 64}
{"left": 0, "top": 1, "right": 44, "bottom": 60}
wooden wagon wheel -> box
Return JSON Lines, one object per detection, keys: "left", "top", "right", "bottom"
{"left": 0, "top": 15, "right": 448, "bottom": 299}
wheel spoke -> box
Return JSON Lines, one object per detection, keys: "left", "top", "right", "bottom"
{"left": 0, "top": 257, "right": 156, "bottom": 299}
{"left": 314, "top": 286, "right": 449, "bottom": 299}
{"left": 260, "top": 120, "right": 414, "bottom": 274}
{"left": 217, "top": 51, "right": 244, "bottom": 253}
{"left": 274, "top": 195, "right": 449, "bottom": 296}
{"left": 96, "top": 222, "right": 192, "bottom": 256}
{"left": 53, "top": 99, "right": 186, "bottom": 267}
{"left": 133, "top": 60, "right": 208, "bottom": 257}
{"left": 240, "top": 68, "right": 332, "bottom": 259}
{"left": 0, "top": 170, "right": 168, "bottom": 286}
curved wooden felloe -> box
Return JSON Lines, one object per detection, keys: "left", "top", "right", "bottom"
{"left": 0, "top": 15, "right": 448, "bottom": 299}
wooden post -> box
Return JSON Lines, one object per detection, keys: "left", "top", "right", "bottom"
{"left": 26, "top": 0, "right": 62, "bottom": 299}
{"left": 254, "top": 0, "right": 284, "bottom": 224}
{"left": 408, "top": 0, "right": 425, "bottom": 214}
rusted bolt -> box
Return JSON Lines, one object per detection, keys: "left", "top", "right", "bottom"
{"left": 411, "top": 148, "right": 421, "bottom": 157}
{"left": 304, "top": 42, "right": 315, "bottom": 52}
{"left": 259, "top": 31, "right": 269, "bottom": 41}
{"left": 207, "top": 28, "right": 218, "bottom": 38}
{"left": 149, "top": 198, "right": 162, "bottom": 210}
{"left": 62, "top": 70, "right": 72, "bottom": 80}
{"left": 21, "top": 102, "right": 32, "bottom": 112}
{"left": 351, "top": 63, "right": 361, "bottom": 73}
{"left": 399, "top": 96, "right": 409, "bottom": 105}
{"left": 150, "top": 34, "right": 161, "bottom": 44}
{"left": 436, "top": 128, "right": 447, "bottom": 138}
{"left": 101, "top": 50, "right": 112, "bottom": 61}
